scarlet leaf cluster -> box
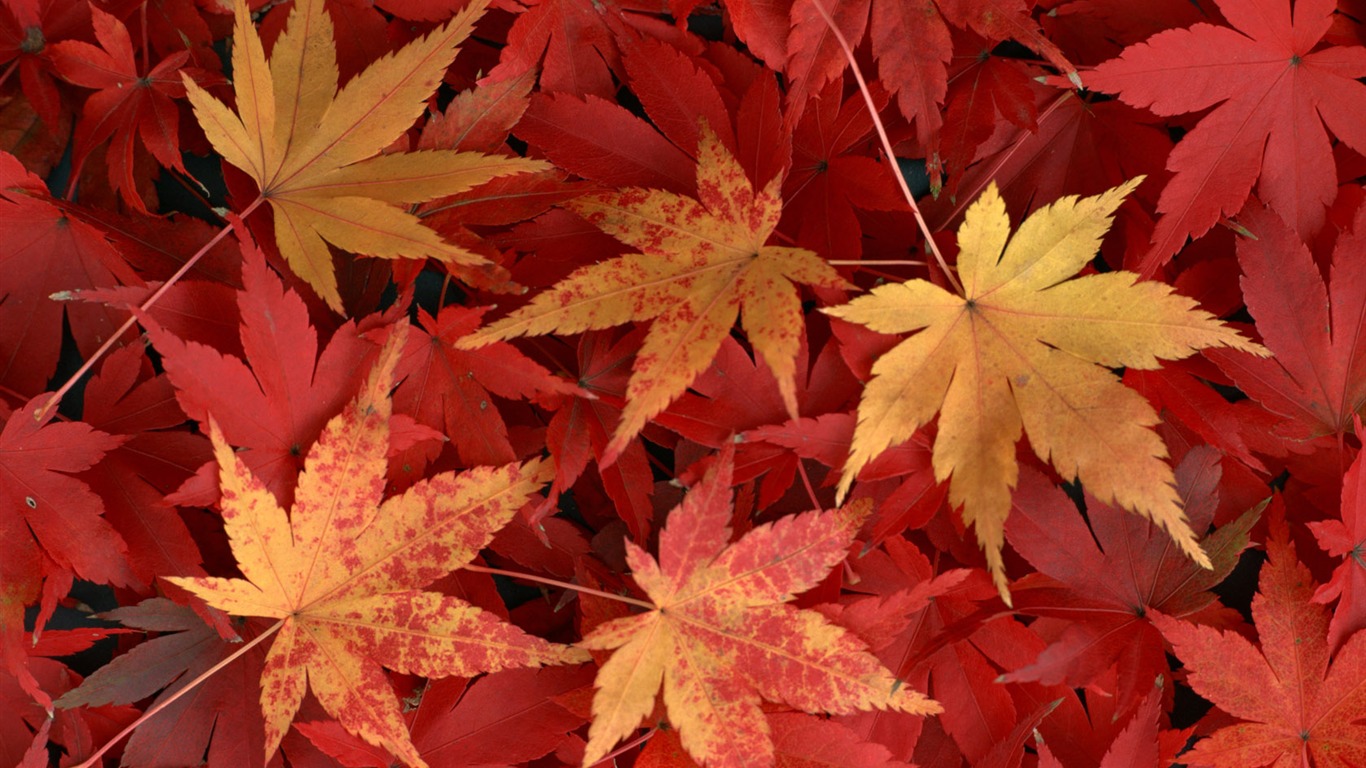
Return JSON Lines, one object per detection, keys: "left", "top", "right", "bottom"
{"left": 3, "top": 0, "right": 1366, "bottom": 766}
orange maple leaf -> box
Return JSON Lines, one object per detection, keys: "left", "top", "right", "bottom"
{"left": 1153, "top": 510, "right": 1366, "bottom": 767}
{"left": 183, "top": 0, "right": 545, "bottom": 311}
{"left": 823, "top": 180, "right": 1266, "bottom": 596}
{"left": 578, "top": 447, "right": 939, "bottom": 768}
{"left": 166, "top": 323, "right": 587, "bottom": 767}
{"left": 458, "top": 126, "right": 849, "bottom": 462}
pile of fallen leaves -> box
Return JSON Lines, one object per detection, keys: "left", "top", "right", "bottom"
{"left": 3, "top": 0, "right": 1365, "bottom": 766}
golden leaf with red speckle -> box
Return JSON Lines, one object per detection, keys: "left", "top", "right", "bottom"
{"left": 166, "top": 322, "right": 588, "bottom": 767}
{"left": 577, "top": 446, "right": 939, "bottom": 768}
{"left": 457, "top": 126, "right": 848, "bottom": 463}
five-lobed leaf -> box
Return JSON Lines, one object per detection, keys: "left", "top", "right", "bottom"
{"left": 578, "top": 447, "right": 939, "bottom": 768}
{"left": 1087, "top": 0, "right": 1366, "bottom": 274}
{"left": 183, "top": 0, "right": 546, "bottom": 311}
{"left": 823, "top": 179, "right": 1266, "bottom": 596}
{"left": 1155, "top": 514, "right": 1366, "bottom": 767}
{"left": 459, "top": 125, "right": 848, "bottom": 463}
{"left": 166, "top": 323, "right": 587, "bottom": 767}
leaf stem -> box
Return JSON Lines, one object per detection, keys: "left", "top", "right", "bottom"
{"left": 805, "top": 0, "right": 962, "bottom": 296}
{"left": 69, "top": 618, "right": 284, "bottom": 768}
{"left": 37, "top": 195, "right": 266, "bottom": 422}
{"left": 587, "top": 726, "right": 658, "bottom": 766}
{"left": 462, "top": 563, "right": 656, "bottom": 610}
{"left": 795, "top": 458, "right": 821, "bottom": 511}
{"left": 0, "top": 59, "right": 17, "bottom": 94}
{"left": 827, "top": 260, "right": 927, "bottom": 267}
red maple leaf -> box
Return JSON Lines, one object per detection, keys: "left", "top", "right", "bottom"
{"left": 141, "top": 233, "right": 375, "bottom": 508}
{"left": 781, "top": 78, "right": 904, "bottom": 261}
{"left": 0, "top": 0, "right": 89, "bottom": 127}
{"left": 55, "top": 598, "right": 272, "bottom": 768}
{"left": 1308, "top": 418, "right": 1366, "bottom": 653}
{"left": 49, "top": 5, "right": 217, "bottom": 211}
{"left": 489, "top": 0, "right": 675, "bottom": 98}
{"left": 0, "top": 396, "right": 130, "bottom": 707}
{"left": 542, "top": 329, "right": 656, "bottom": 542}
{"left": 1209, "top": 201, "right": 1366, "bottom": 457}
{"left": 1154, "top": 511, "right": 1366, "bottom": 767}
{"left": 0, "top": 152, "right": 140, "bottom": 398}
{"left": 392, "top": 304, "right": 580, "bottom": 471}
{"left": 80, "top": 344, "right": 210, "bottom": 589}
{"left": 1002, "top": 450, "right": 1259, "bottom": 714}
{"left": 1088, "top": 0, "right": 1366, "bottom": 274}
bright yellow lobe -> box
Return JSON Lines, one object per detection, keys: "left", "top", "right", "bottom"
{"left": 182, "top": 0, "right": 546, "bottom": 312}
{"left": 823, "top": 179, "right": 1268, "bottom": 600}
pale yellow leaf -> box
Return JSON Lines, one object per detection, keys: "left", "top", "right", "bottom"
{"left": 824, "top": 179, "right": 1268, "bottom": 598}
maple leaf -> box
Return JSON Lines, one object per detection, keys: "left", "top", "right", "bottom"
{"left": 142, "top": 232, "right": 374, "bottom": 509}
{"left": 488, "top": 0, "right": 675, "bottom": 99}
{"left": 542, "top": 329, "right": 656, "bottom": 540}
{"left": 0, "top": 151, "right": 140, "bottom": 397}
{"left": 459, "top": 125, "right": 849, "bottom": 462}
{"left": 823, "top": 180, "right": 1265, "bottom": 593}
{"left": 164, "top": 323, "right": 588, "bottom": 766}
{"left": 406, "top": 665, "right": 594, "bottom": 765}
{"left": 48, "top": 5, "right": 216, "bottom": 212}
{"left": 0, "top": 0, "right": 88, "bottom": 127}
{"left": 1087, "top": 0, "right": 1366, "bottom": 274}
{"left": 1002, "top": 450, "right": 1261, "bottom": 713}
{"left": 1308, "top": 418, "right": 1366, "bottom": 653}
{"left": 391, "top": 304, "right": 581, "bottom": 471}
{"left": 56, "top": 598, "right": 272, "bottom": 768}
{"left": 1209, "top": 201, "right": 1366, "bottom": 452}
{"left": 182, "top": 0, "right": 546, "bottom": 311}
{"left": 1154, "top": 512, "right": 1366, "bottom": 768}
{"left": 0, "top": 393, "right": 134, "bottom": 716}
{"left": 578, "top": 446, "right": 939, "bottom": 768}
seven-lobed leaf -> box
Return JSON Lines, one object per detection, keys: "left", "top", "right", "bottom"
{"left": 1155, "top": 513, "right": 1366, "bottom": 768}
{"left": 458, "top": 125, "right": 849, "bottom": 463}
{"left": 182, "top": 0, "right": 546, "bottom": 311}
{"left": 165, "top": 323, "right": 587, "bottom": 767}
{"left": 578, "top": 447, "right": 939, "bottom": 768}
{"left": 823, "top": 179, "right": 1267, "bottom": 596}
{"left": 1087, "top": 0, "right": 1366, "bottom": 274}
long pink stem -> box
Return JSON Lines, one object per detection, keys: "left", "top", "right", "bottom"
{"left": 37, "top": 196, "right": 266, "bottom": 422}
{"left": 462, "top": 563, "right": 655, "bottom": 611}
{"left": 70, "top": 619, "right": 284, "bottom": 768}
{"left": 806, "top": 0, "right": 962, "bottom": 295}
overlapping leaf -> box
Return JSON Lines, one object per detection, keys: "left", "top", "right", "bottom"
{"left": 824, "top": 180, "right": 1265, "bottom": 593}
{"left": 579, "top": 447, "right": 939, "bottom": 767}
{"left": 1156, "top": 514, "right": 1366, "bottom": 767}
{"left": 1209, "top": 201, "right": 1366, "bottom": 451}
{"left": 183, "top": 0, "right": 545, "bottom": 310}
{"left": 1002, "top": 450, "right": 1261, "bottom": 713}
{"left": 165, "top": 324, "right": 587, "bottom": 765}
{"left": 1088, "top": 0, "right": 1366, "bottom": 273}
{"left": 460, "top": 126, "right": 848, "bottom": 462}
{"left": 49, "top": 5, "right": 215, "bottom": 211}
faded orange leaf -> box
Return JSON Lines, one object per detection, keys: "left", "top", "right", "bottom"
{"left": 823, "top": 180, "right": 1267, "bottom": 598}
{"left": 166, "top": 323, "right": 587, "bottom": 767}
{"left": 458, "top": 126, "right": 849, "bottom": 463}
{"left": 184, "top": 0, "right": 545, "bottom": 311}
{"left": 578, "top": 447, "right": 939, "bottom": 768}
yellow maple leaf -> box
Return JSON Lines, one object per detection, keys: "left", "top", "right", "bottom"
{"left": 457, "top": 126, "right": 849, "bottom": 462}
{"left": 823, "top": 180, "right": 1267, "bottom": 597}
{"left": 184, "top": 0, "right": 545, "bottom": 311}
{"left": 579, "top": 449, "right": 939, "bottom": 768}
{"left": 166, "top": 324, "right": 587, "bottom": 767}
